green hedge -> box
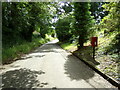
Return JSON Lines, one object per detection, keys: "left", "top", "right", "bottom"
{"left": 2, "top": 37, "right": 50, "bottom": 64}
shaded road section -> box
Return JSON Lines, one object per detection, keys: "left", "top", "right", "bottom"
{"left": 0, "top": 39, "right": 117, "bottom": 89}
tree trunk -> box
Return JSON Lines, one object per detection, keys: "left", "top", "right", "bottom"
{"left": 78, "top": 36, "right": 84, "bottom": 50}
{"left": 40, "top": 33, "right": 45, "bottom": 38}
{"left": 27, "top": 30, "right": 33, "bottom": 42}
{"left": 21, "top": 25, "right": 34, "bottom": 42}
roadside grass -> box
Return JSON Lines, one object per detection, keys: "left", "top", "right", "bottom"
{"left": 59, "top": 42, "right": 77, "bottom": 52}
{"left": 59, "top": 33, "right": 119, "bottom": 82}
{"left": 95, "top": 33, "right": 119, "bottom": 81}
{"left": 2, "top": 37, "right": 52, "bottom": 64}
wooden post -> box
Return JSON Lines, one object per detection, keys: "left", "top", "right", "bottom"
{"left": 91, "top": 37, "right": 98, "bottom": 60}
{"left": 93, "top": 47, "right": 95, "bottom": 60}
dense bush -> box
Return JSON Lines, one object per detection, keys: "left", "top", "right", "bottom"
{"left": 2, "top": 37, "right": 50, "bottom": 64}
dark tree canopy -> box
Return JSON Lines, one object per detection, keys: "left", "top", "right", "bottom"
{"left": 74, "top": 2, "right": 94, "bottom": 49}
{"left": 2, "top": 2, "right": 52, "bottom": 48}
{"left": 90, "top": 2, "right": 109, "bottom": 23}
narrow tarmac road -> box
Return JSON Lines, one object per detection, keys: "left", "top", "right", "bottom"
{"left": 0, "top": 40, "right": 118, "bottom": 89}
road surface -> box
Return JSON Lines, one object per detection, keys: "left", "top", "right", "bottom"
{"left": 0, "top": 40, "right": 118, "bottom": 89}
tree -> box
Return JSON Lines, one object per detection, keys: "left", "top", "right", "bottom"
{"left": 2, "top": 2, "right": 26, "bottom": 47}
{"left": 55, "top": 16, "right": 74, "bottom": 42}
{"left": 74, "top": 2, "right": 94, "bottom": 49}
{"left": 2, "top": 2, "right": 53, "bottom": 48}
{"left": 54, "top": 2, "right": 74, "bottom": 42}
{"left": 100, "top": 2, "right": 120, "bottom": 55}
{"left": 90, "top": 2, "right": 109, "bottom": 23}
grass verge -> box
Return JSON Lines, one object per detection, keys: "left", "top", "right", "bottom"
{"left": 2, "top": 37, "right": 52, "bottom": 64}
{"left": 58, "top": 42, "right": 77, "bottom": 52}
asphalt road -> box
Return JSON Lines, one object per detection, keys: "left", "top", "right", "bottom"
{"left": 0, "top": 39, "right": 118, "bottom": 89}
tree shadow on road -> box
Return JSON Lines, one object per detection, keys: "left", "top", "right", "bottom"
{"left": 1, "top": 68, "right": 47, "bottom": 88}
{"left": 18, "top": 55, "right": 45, "bottom": 60}
{"left": 64, "top": 54, "right": 99, "bottom": 88}
{"left": 64, "top": 54, "right": 95, "bottom": 81}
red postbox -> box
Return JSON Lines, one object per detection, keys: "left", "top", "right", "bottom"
{"left": 91, "top": 37, "right": 98, "bottom": 47}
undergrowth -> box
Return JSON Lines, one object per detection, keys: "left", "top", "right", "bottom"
{"left": 2, "top": 36, "right": 52, "bottom": 64}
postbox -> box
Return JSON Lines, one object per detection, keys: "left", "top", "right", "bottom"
{"left": 91, "top": 37, "right": 98, "bottom": 47}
